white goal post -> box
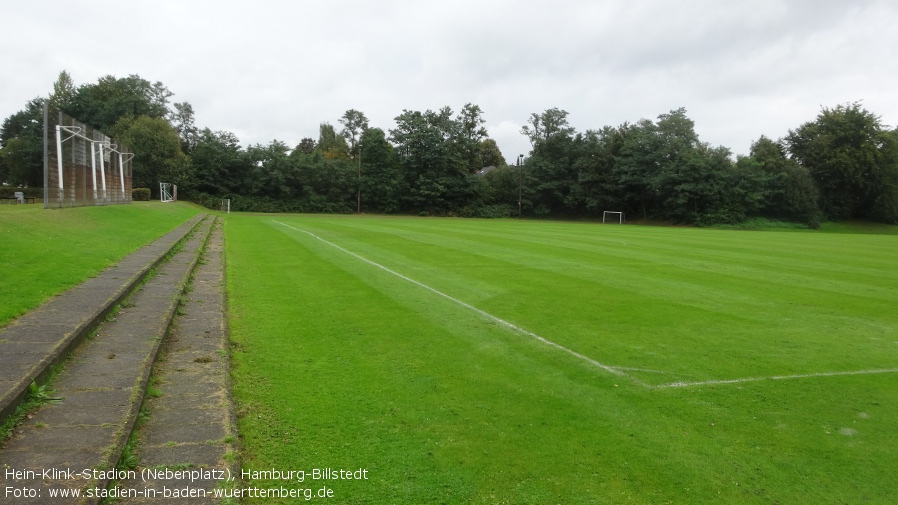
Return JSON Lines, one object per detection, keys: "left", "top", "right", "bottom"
{"left": 603, "top": 211, "right": 625, "bottom": 224}
{"left": 160, "top": 182, "right": 176, "bottom": 203}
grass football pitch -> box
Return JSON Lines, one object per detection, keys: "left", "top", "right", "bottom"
{"left": 226, "top": 214, "right": 898, "bottom": 504}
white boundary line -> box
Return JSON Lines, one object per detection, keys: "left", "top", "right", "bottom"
{"left": 272, "top": 220, "right": 650, "bottom": 386}
{"left": 656, "top": 367, "right": 898, "bottom": 389}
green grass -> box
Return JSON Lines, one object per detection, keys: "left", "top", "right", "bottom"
{"left": 226, "top": 214, "right": 898, "bottom": 504}
{"left": 0, "top": 202, "right": 202, "bottom": 327}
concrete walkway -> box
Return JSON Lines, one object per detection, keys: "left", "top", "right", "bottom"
{"left": 0, "top": 214, "right": 235, "bottom": 504}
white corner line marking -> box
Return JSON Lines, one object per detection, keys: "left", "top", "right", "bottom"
{"left": 272, "top": 220, "right": 647, "bottom": 385}
{"left": 656, "top": 367, "right": 898, "bottom": 389}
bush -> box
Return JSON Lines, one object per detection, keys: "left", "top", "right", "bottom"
{"left": 132, "top": 188, "right": 151, "bottom": 201}
{"left": 458, "top": 203, "right": 515, "bottom": 218}
{"left": 0, "top": 187, "right": 42, "bottom": 199}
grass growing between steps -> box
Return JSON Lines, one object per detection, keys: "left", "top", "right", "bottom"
{"left": 226, "top": 214, "right": 898, "bottom": 504}
{"left": 0, "top": 201, "right": 203, "bottom": 327}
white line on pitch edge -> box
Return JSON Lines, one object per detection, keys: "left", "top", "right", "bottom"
{"left": 656, "top": 367, "right": 898, "bottom": 389}
{"left": 272, "top": 220, "right": 647, "bottom": 386}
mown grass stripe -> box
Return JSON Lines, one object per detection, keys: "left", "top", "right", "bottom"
{"left": 271, "top": 220, "right": 641, "bottom": 384}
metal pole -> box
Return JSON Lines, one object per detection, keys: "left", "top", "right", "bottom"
{"left": 55, "top": 125, "right": 64, "bottom": 191}
{"left": 99, "top": 144, "right": 108, "bottom": 202}
{"left": 517, "top": 154, "right": 524, "bottom": 219}
{"left": 119, "top": 152, "right": 125, "bottom": 197}
{"left": 356, "top": 144, "right": 361, "bottom": 214}
{"left": 90, "top": 142, "right": 99, "bottom": 203}
{"left": 43, "top": 103, "right": 48, "bottom": 208}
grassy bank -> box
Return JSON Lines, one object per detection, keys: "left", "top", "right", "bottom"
{"left": 0, "top": 202, "right": 202, "bottom": 326}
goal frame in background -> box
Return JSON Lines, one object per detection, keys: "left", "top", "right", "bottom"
{"left": 603, "top": 211, "right": 625, "bottom": 224}
{"left": 160, "top": 183, "right": 176, "bottom": 203}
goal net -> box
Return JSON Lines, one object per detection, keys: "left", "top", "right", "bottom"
{"left": 603, "top": 211, "right": 625, "bottom": 224}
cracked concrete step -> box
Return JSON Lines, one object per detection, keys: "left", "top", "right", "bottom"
{"left": 0, "top": 216, "right": 215, "bottom": 505}
{"left": 117, "top": 219, "right": 237, "bottom": 505}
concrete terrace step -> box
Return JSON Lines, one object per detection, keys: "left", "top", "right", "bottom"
{"left": 0, "top": 213, "right": 207, "bottom": 424}
{"left": 118, "top": 219, "right": 236, "bottom": 505}
{"left": 0, "top": 216, "right": 215, "bottom": 504}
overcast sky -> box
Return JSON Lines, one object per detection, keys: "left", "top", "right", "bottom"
{"left": 3, "top": 0, "right": 897, "bottom": 162}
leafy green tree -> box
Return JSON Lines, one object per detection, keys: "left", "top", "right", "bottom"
{"left": 317, "top": 123, "right": 350, "bottom": 160}
{"left": 189, "top": 128, "right": 252, "bottom": 195}
{"left": 456, "top": 103, "right": 488, "bottom": 172}
{"left": 525, "top": 130, "right": 583, "bottom": 215}
{"left": 390, "top": 107, "right": 475, "bottom": 213}
{"left": 111, "top": 115, "right": 191, "bottom": 192}
{"left": 0, "top": 136, "right": 43, "bottom": 187}
{"left": 0, "top": 97, "right": 45, "bottom": 186}
{"left": 786, "top": 102, "right": 898, "bottom": 222}
{"left": 245, "top": 140, "right": 297, "bottom": 199}
{"left": 612, "top": 119, "right": 660, "bottom": 218}
{"left": 747, "top": 136, "right": 821, "bottom": 227}
{"left": 358, "top": 127, "right": 403, "bottom": 213}
{"left": 171, "top": 102, "right": 198, "bottom": 154}
{"left": 296, "top": 137, "right": 316, "bottom": 154}
{"left": 484, "top": 165, "right": 524, "bottom": 208}
{"left": 574, "top": 126, "right": 622, "bottom": 215}
{"left": 479, "top": 138, "right": 507, "bottom": 168}
{"left": 338, "top": 109, "right": 369, "bottom": 156}
{"left": 48, "top": 70, "right": 76, "bottom": 112}
{"left": 69, "top": 74, "right": 172, "bottom": 130}
{"left": 520, "top": 107, "right": 575, "bottom": 146}
{"left": 293, "top": 150, "right": 355, "bottom": 211}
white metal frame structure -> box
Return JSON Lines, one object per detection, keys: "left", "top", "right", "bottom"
{"left": 603, "top": 211, "right": 625, "bottom": 224}
{"left": 55, "top": 124, "right": 133, "bottom": 205}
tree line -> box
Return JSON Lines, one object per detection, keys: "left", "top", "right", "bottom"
{"left": 3, "top": 71, "right": 897, "bottom": 226}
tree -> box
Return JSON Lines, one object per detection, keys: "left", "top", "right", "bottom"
{"left": 68, "top": 74, "right": 172, "bottom": 130}
{"left": 171, "top": 102, "right": 198, "bottom": 154}
{"left": 390, "top": 107, "right": 476, "bottom": 212}
{"left": 189, "top": 128, "right": 252, "bottom": 195}
{"left": 612, "top": 119, "right": 659, "bottom": 218}
{"left": 574, "top": 126, "right": 621, "bottom": 215}
{"left": 650, "top": 109, "right": 714, "bottom": 222}
{"left": 358, "top": 127, "right": 402, "bottom": 213}
{"left": 479, "top": 138, "right": 506, "bottom": 168}
{"left": 0, "top": 135, "right": 43, "bottom": 187}
{"left": 338, "top": 109, "right": 369, "bottom": 156}
{"left": 296, "top": 138, "right": 316, "bottom": 154}
{"left": 317, "top": 123, "right": 350, "bottom": 160}
{"left": 0, "top": 97, "right": 45, "bottom": 186}
{"left": 48, "top": 70, "right": 76, "bottom": 112}
{"left": 111, "top": 115, "right": 191, "bottom": 192}
{"left": 456, "top": 103, "right": 488, "bottom": 172}
{"left": 520, "top": 107, "right": 574, "bottom": 146}
{"left": 786, "top": 102, "right": 898, "bottom": 222}
{"left": 747, "top": 136, "right": 821, "bottom": 227}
